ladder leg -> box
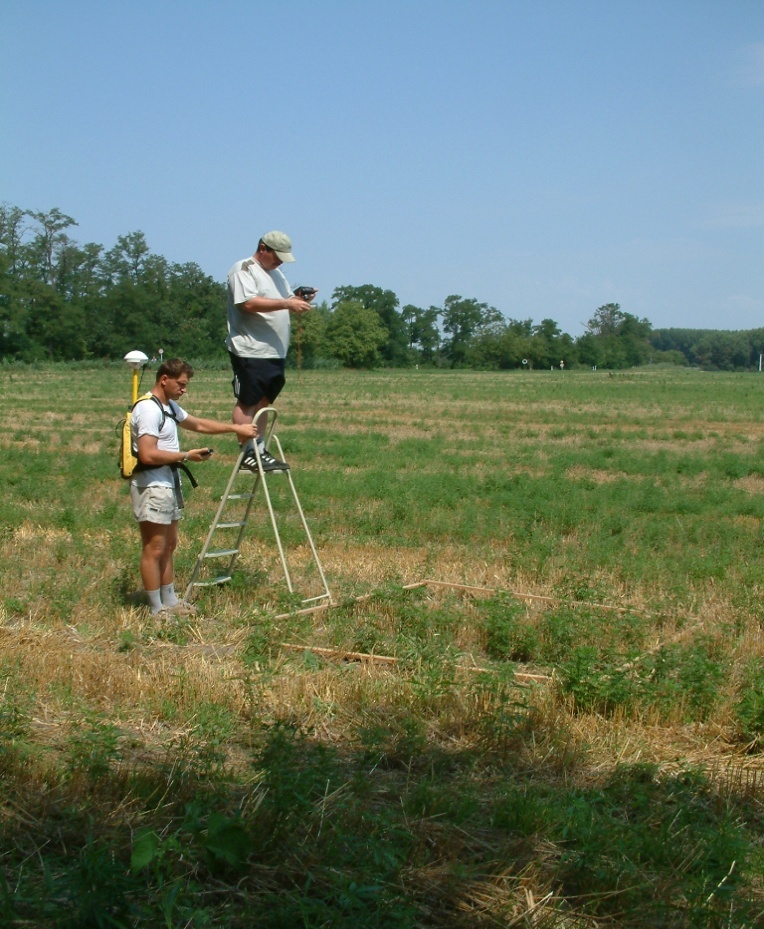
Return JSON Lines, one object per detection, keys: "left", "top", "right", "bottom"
{"left": 185, "top": 406, "right": 330, "bottom": 605}
{"left": 254, "top": 448, "right": 294, "bottom": 594}
{"left": 271, "top": 433, "right": 332, "bottom": 604}
{"left": 252, "top": 408, "right": 294, "bottom": 593}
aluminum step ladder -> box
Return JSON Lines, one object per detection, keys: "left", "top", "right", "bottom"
{"left": 184, "top": 407, "right": 331, "bottom": 607}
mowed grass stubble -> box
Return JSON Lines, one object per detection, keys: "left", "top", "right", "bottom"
{"left": 0, "top": 363, "right": 763, "bottom": 927}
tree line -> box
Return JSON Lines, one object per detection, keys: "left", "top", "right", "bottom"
{"left": 1, "top": 205, "right": 760, "bottom": 371}
{"left": 649, "top": 327, "right": 764, "bottom": 372}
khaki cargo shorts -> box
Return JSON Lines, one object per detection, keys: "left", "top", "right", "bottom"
{"left": 130, "top": 484, "right": 182, "bottom": 524}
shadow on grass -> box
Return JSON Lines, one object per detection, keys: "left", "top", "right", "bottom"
{"left": 0, "top": 713, "right": 760, "bottom": 928}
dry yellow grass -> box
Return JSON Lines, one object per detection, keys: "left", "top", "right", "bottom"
{"left": 2, "top": 365, "right": 764, "bottom": 923}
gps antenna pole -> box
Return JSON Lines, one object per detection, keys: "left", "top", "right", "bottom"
{"left": 124, "top": 350, "right": 149, "bottom": 404}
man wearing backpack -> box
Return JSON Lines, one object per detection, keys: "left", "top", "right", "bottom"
{"left": 130, "top": 358, "right": 257, "bottom": 616}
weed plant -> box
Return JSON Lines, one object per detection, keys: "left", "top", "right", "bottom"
{"left": 0, "top": 365, "right": 763, "bottom": 926}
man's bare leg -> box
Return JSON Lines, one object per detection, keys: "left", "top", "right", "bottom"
{"left": 233, "top": 398, "right": 271, "bottom": 442}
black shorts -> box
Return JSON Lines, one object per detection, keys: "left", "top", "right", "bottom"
{"left": 229, "top": 353, "right": 286, "bottom": 407}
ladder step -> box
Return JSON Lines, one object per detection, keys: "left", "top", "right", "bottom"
{"left": 191, "top": 575, "right": 232, "bottom": 588}
{"left": 204, "top": 548, "right": 239, "bottom": 559}
{"left": 184, "top": 421, "right": 331, "bottom": 608}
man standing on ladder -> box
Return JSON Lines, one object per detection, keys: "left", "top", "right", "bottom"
{"left": 226, "top": 231, "right": 315, "bottom": 472}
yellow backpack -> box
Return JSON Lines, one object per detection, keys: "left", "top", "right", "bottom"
{"left": 118, "top": 394, "right": 176, "bottom": 479}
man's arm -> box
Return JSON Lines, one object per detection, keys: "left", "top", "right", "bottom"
{"left": 237, "top": 295, "right": 313, "bottom": 314}
{"left": 229, "top": 262, "right": 314, "bottom": 315}
{"left": 137, "top": 434, "right": 201, "bottom": 466}
{"left": 180, "top": 415, "right": 257, "bottom": 443}
{"left": 137, "top": 418, "right": 257, "bottom": 466}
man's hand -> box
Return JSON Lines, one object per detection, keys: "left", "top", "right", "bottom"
{"left": 186, "top": 447, "right": 215, "bottom": 462}
{"left": 286, "top": 296, "right": 313, "bottom": 314}
{"left": 234, "top": 423, "right": 258, "bottom": 443}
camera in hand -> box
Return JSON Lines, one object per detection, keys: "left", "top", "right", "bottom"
{"left": 294, "top": 286, "right": 316, "bottom": 300}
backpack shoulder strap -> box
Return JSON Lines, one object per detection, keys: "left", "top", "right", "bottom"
{"left": 132, "top": 393, "right": 169, "bottom": 431}
{"left": 131, "top": 392, "right": 156, "bottom": 413}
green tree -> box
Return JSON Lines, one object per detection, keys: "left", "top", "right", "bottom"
{"left": 102, "top": 231, "right": 152, "bottom": 285}
{"left": 650, "top": 327, "right": 764, "bottom": 370}
{"left": 287, "top": 301, "right": 330, "bottom": 368}
{"left": 25, "top": 280, "right": 90, "bottom": 360}
{"left": 0, "top": 203, "right": 27, "bottom": 278}
{"left": 401, "top": 304, "right": 441, "bottom": 363}
{"left": 165, "top": 262, "right": 227, "bottom": 358}
{"left": 441, "top": 294, "right": 502, "bottom": 366}
{"left": 466, "top": 322, "right": 514, "bottom": 368}
{"left": 331, "top": 284, "right": 410, "bottom": 365}
{"left": 576, "top": 331, "right": 604, "bottom": 369}
{"left": 619, "top": 313, "right": 652, "bottom": 366}
{"left": 325, "top": 300, "right": 388, "bottom": 368}
{"left": 693, "top": 332, "right": 751, "bottom": 371}
{"left": 0, "top": 208, "right": 93, "bottom": 359}
{"left": 586, "top": 302, "right": 626, "bottom": 338}
{"left": 56, "top": 241, "right": 104, "bottom": 304}
{"left": 0, "top": 204, "right": 32, "bottom": 357}
{"left": 529, "top": 318, "right": 564, "bottom": 368}
{"left": 24, "top": 208, "right": 78, "bottom": 287}
{"left": 578, "top": 303, "right": 652, "bottom": 369}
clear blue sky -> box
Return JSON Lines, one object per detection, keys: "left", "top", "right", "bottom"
{"left": 2, "top": 1, "right": 762, "bottom": 336}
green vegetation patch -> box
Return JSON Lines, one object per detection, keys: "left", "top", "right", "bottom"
{"left": 1, "top": 365, "right": 763, "bottom": 926}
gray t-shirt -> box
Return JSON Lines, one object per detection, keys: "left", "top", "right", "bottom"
{"left": 225, "top": 256, "right": 292, "bottom": 358}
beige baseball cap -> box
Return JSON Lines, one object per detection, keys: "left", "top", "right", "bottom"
{"left": 261, "top": 230, "right": 295, "bottom": 262}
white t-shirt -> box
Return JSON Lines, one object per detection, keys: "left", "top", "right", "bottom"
{"left": 225, "top": 256, "right": 293, "bottom": 358}
{"left": 130, "top": 396, "right": 188, "bottom": 488}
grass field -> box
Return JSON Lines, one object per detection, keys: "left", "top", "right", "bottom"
{"left": 1, "top": 362, "right": 763, "bottom": 927}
